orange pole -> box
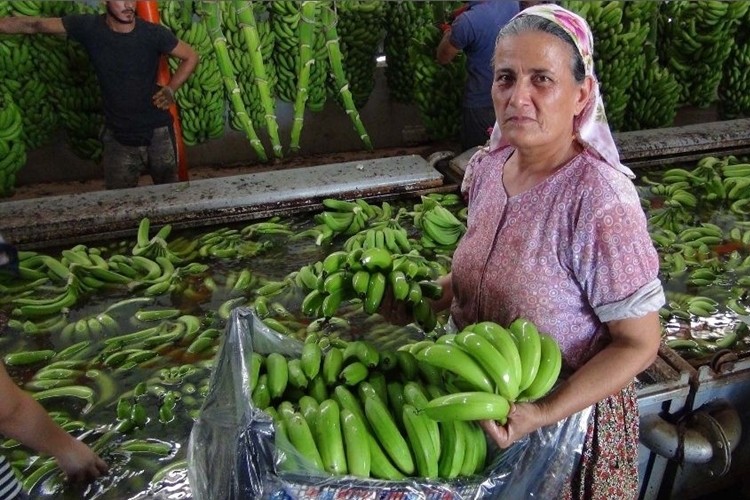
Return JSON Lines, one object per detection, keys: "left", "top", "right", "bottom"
{"left": 136, "top": 1, "right": 189, "bottom": 181}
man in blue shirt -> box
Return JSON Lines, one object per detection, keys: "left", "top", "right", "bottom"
{"left": 437, "top": 1, "right": 520, "bottom": 151}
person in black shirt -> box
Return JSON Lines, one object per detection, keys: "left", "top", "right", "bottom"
{"left": 0, "top": 1, "right": 199, "bottom": 189}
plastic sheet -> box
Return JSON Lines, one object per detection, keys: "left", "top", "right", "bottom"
{"left": 188, "top": 308, "right": 592, "bottom": 499}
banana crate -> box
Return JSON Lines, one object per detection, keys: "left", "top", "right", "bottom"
{"left": 188, "top": 308, "right": 591, "bottom": 499}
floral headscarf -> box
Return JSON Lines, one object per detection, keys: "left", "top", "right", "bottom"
{"left": 487, "top": 4, "right": 634, "bottom": 178}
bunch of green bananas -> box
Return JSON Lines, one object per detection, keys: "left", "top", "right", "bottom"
{"left": 409, "top": 19, "right": 465, "bottom": 141}
{"left": 221, "top": 1, "right": 277, "bottom": 132}
{"left": 269, "top": 1, "right": 328, "bottom": 111}
{"left": 622, "top": 48, "right": 681, "bottom": 131}
{"left": 562, "top": 1, "right": 650, "bottom": 131}
{"left": 658, "top": 0, "right": 749, "bottom": 108}
{"left": 382, "top": 1, "right": 432, "bottom": 103}
{"left": 328, "top": 0, "right": 386, "bottom": 109}
{"left": 413, "top": 195, "right": 466, "bottom": 252}
{"left": 161, "top": 1, "right": 225, "bottom": 146}
{"left": 0, "top": 92, "right": 26, "bottom": 197}
{"left": 297, "top": 244, "right": 443, "bottom": 331}
{"left": 718, "top": 22, "right": 750, "bottom": 120}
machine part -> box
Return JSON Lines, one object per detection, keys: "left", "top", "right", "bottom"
{"left": 709, "top": 349, "right": 738, "bottom": 374}
{"left": 639, "top": 401, "right": 741, "bottom": 475}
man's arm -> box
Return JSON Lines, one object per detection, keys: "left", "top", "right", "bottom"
{"left": 153, "top": 39, "right": 199, "bottom": 110}
{"left": 436, "top": 29, "right": 461, "bottom": 65}
{"left": 0, "top": 16, "right": 65, "bottom": 35}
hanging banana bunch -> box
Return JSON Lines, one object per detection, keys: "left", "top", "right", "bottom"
{"left": 270, "top": 1, "right": 303, "bottom": 104}
{"left": 562, "top": 1, "right": 649, "bottom": 132}
{"left": 383, "top": 1, "right": 432, "bottom": 103}
{"left": 320, "top": 4, "right": 372, "bottom": 150}
{"left": 205, "top": 1, "right": 266, "bottom": 161}
{"left": 230, "top": 0, "right": 282, "bottom": 158}
{"left": 410, "top": 15, "right": 465, "bottom": 142}
{"left": 0, "top": 92, "right": 27, "bottom": 197}
{"left": 160, "top": 1, "right": 225, "bottom": 147}
{"left": 658, "top": 1, "right": 748, "bottom": 108}
{"left": 329, "top": 0, "right": 386, "bottom": 109}
{"left": 717, "top": 15, "right": 750, "bottom": 120}
{"left": 623, "top": 46, "right": 681, "bottom": 131}
{"left": 0, "top": 0, "right": 10, "bottom": 16}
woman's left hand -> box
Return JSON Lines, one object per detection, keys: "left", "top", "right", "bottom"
{"left": 479, "top": 401, "right": 547, "bottom": 448}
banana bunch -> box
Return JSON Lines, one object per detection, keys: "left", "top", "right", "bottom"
{"left": 58, "top": 311, "right": 121, "bottom": 344}
{"left": 409, "top": 21, "right": 466, "bottom": 141}
{"left": 413, "top": 196, "right": 466, "bottom": 251}
{"left": 314, "top": 198, "right": 382, "bottom": 237}
{"left": 0, "top": 0, "right": 10, "bottom": 16}
{"left": 383, "top": 1, "right": 433, "bottom": 103}
{"left": 414, "top": 319, "right": 562, "bottom": 405}
{"left": 328, "top": 0, "right": 386, "bottom": 109}
{"left": 718, "top": 24, "right": 750, "bottom": 119}
{"left": 8, "top": 0, "right": 40, "bottom": 17}
{"left": 0, "top": 92, "right": 26, "bottom": 197}
{"left": 161, "top": 1, "right": 225, "bottom": 146}
{"left": 269, "top": 0, "right": 328, "bottom": 111}
{"left": 562, "top": 1, "right": 650, "bottom": 131}
{"left": 298, "top": 244, "right": 444, "bottom": 331}
{"left": 623, "top": 48, "right": 681, "bottom": 131}
{"left": 221, "top": 2, "right": 277, "bottom": 133}
{"left": 658, "top": 1, "right": 749, "bottom": 108}
{"left": 343, "top": 222, "right": 412, "bottom": 254}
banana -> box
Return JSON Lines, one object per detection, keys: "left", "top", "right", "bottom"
{"left": 367, "top": 432, "right": 405, "bottom": 480}
{"left": 342, "top": 340, "right": 379, "bottom": 368}
{"left": 308, "top": 375, "right": 329, "bottom": 404}
{"left": 340, "top": 408, "right": 371, "bottom": 478}
{"left": 460, "top": 421, "right": 487, "bottom": 475}
{"left": 252, "top": 374, "right": 271, "bottom": 409}
{"left": 519, "top": 333, "right": 562, "bottom": 402}
{"left": 455, "top": 331, "right": 520, "bottom": 401}
{"left": 322, "top": 347, "right": 344, "bottom": 385}
{"left": 287, "top": 358, "right": 309, "bottom": 389}
{"left": 351, "top": 269, "right": 371, "bottom": 298}
{"left": 322, "top": 250, "right": 350, "bottom": 275}
{"left": 437, "top": 419, "right": 466, "bottom": 479}
{"left": 420, "top": 392, "right": 511, "bottom": 425}
{"left": 315, "top": 399, "right": 348, "bottom": 475}
{"left": 298, "top": 395, "right": 320, "bottom": 431}
{"left": 402, "top": 404, "right": 438, "bottom": 479}
{"left": 359, "top": 247, "right": 392, "bottom": 272}
{"left": 339, "top": 361, "right": 369, "bottom": 386}
{"left": 285, "top": 412, "right": 325, "bottom": 471}
{"left": 362, "top": 383, "right": 414, "bottom": 475}
{"left": 415, "top": 344, "right": 494, "bottom": 393}
{"left": 388, "top": 270, "right": 410, "bottom": 301}
{"left": 363, "top": 271, "right": 387, "bottom": 314}
{"left": 395, "top": 351, "right": 418, "bottom": 380}
{"left": 508, "top": 318, "right": 542, "bottom": 392}
{"left": 300, "top": 342, "right": 322, "bottom": 380}
{"left": 402, "top": 382, "right": 440, "bottom": 457}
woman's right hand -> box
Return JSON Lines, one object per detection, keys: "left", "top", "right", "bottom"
{"left": 377, "top": 286, "right": 413, "bottom": 326}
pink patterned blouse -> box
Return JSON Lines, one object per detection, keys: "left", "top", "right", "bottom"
{"left": 451, "top": 147, "right": 660, "bottom": 370}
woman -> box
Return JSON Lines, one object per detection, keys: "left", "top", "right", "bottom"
{"left": 433, "top": 5, "right": 664, "bottom": 497}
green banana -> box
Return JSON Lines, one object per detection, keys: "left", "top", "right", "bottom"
{"left": 455, "top": 331, "right": 520, "bottom": 401}
{"left": 508, "top": 318, "right": 542, "bottom": 392}
{"left": 415, "top": 344, "right": 494, "bottom": 393}
{"left": 300, "top": 342, "right": 323, "bottom": 380}
{"left": 468, "top": 322, "right": 523, "bottom": 388}
{"left": 315, "top": 399, "right": 348, "bottom": 475}
{"left": 402, "top": 404, "right": 438, "bottom": 479}
{"left": 322, "top": 347, "right": 344, "bottom": 385}
{"left": 421, "top": 392, "right": 511, "bottom": 425}
{"left": 285, "top": 412, "right": 325, "bottom": 471}
{"left": 361, "top": 382, "right": 414, "bottom": 475}
{"left": 266, "top": 353, "right": 289, "bottom": 400}
{"left": 519, "top": 333, "right": 562, "bottom": 402}
{"left": 340, "top": 408, "right": 371, "bottom": 478}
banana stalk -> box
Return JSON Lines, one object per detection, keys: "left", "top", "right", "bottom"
{"left": 289, "top": 1, "right": 317, "bottom": 153}
{"left": 234, "top": 0, "right": 283, "bottom": 158}
{"left": 321, "top": 5, "right": 372, "bottom": 150}
{"left": 205, "top": 1, "right": 267, "bottom": 162}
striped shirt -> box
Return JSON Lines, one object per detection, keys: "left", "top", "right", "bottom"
{"left": 0, "top": 454, "right": 22, "bottom": 500}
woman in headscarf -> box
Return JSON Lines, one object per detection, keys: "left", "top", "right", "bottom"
{"left": 434, "top": 5, "right": 664, "bottom": 497}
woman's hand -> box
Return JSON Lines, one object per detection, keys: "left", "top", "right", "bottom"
{"left": 55, "top": 437, "right": 108, "bottom": 482}
{"left": 479, "top": 401, "right": 548, "bottom": 448}
{"left": 377, "top": 286, "right": 413, "bottom": 326}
